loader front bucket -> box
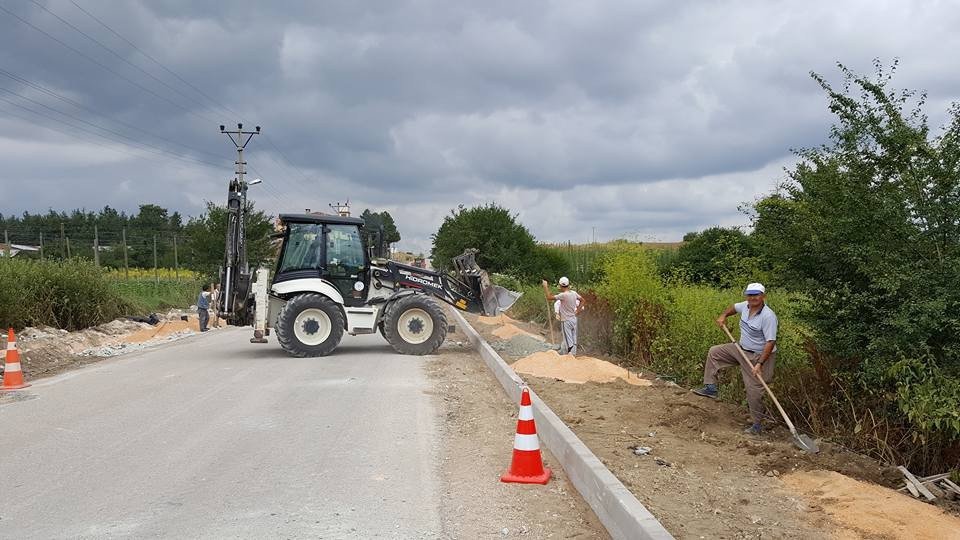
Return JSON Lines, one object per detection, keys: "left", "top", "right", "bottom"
{"left": 453, "top": 249, "right": 523, "bottom": 316}
{"left": 482, "top": 281, "right": 523, "bottom": 316}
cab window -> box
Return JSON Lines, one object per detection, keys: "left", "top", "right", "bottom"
{"left": 325, "top": 224, "right": 365, "bottom": 277}
{"left": 279, "top": 223, "right": 323, "bottom": 272}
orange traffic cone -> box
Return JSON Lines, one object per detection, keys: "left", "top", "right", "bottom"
{"left": 501, "top": 386, "right": 551, "bottom": 484}
{"left": 1, "top": 328, "right": 30, "bottom": 391}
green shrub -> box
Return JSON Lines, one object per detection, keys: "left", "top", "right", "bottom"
{"left": 0, "top": 258, "right": 129, "bottom": 331}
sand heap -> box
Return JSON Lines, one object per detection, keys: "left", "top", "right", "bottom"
{"left": 782, "top": 470, "right": 960, "bottom": 539}
{"left": 511, "top": 350, "right": 651, "bottom": 386}
{"left": 492, "top": 323, "right": 545, "bottom": 341}
{"left": 475, "top": 313, "right": 518, "bottom": 326}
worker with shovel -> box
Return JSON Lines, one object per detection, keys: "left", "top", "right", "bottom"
{"left": 693, "top": 283, "right": 778, "bottom": 435}
{"left": 542, "top": 277, "right": 584, "bottom": 356}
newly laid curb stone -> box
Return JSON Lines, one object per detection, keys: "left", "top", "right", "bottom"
{"left": 452, "top": 311, "right": 674, "bottom": 540}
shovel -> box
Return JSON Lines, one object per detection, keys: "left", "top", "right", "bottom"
{"left": 721, "top": 325, "right": 819, "bottom": 454}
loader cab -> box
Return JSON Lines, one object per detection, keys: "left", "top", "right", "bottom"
{"left": 273, "top": 214, "right": 370, "bottom": 306}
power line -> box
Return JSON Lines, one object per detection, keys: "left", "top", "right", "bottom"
{"left": 68, "top": 0, "right": 243, "bottom": 121}
{"left": 0, "top": 85, "right": 228, "bottom": 169}
{"left": 61, "top": 2, "right": 325, "bottom": 205}
{"left": 0, "top": 68, "right": 227, "bottom": 162}
{"left": 0, "top": 3, "right": 294, "bottom": 208}
{"left": 0, "top": 3, "right": 214, "bottom": 125}
{"left": 26, "top": 0, "right": 220, "bottom": 125}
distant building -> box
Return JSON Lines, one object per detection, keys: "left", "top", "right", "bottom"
{"left": 0, "top": 243, "right": 41, "bottom": 257}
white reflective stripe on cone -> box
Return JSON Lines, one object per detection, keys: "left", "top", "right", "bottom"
{"left": 3, "top": 362, "right": 21, "bottom": 372}
{"left": 518, "top": 405, "right": 534, "bottom": 421}
{"left": 6, "top": 342, "right": 15, "bottom": 350}
{"left": 513, "top": 433, "right": 541, "bottom": 451}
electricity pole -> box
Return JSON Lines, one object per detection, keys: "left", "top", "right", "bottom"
{"left": 219, "top": 123, "right": 260, "bottom": 318}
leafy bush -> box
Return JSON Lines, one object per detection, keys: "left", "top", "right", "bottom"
{"left": 667, "top": 227, "right": 768, "bottom": 288}
{"left": 431, "top": 204, "right": 569, "bottom": 281}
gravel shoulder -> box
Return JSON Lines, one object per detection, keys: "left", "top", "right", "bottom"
{"left": 430, "top": 324, "right": 609, "bottom": 539}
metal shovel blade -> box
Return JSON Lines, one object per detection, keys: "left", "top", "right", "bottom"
{"left": 792, "top": 433, "right": 819, "bottom": 454}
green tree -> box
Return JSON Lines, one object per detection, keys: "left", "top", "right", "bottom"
{"left": 182, "top": 201, "right": 275, "bottom": 279}
{"left": 430, "top": 203, "right": 568, "bottom": 280}
{"left": 668, "top": 227, "right": 762, "bottom": 287}
{"left": 360, "top": 209, "right": 401, "bottom": 258}
{"left": 752, "top": 61, "right": 960, "bottom": 373}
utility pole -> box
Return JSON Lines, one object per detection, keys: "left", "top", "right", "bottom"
{"left": 3, "top": 229, "right": 9, "bottom": 258}
{"left": 60, "top": 223, "right": 65, "bottom": 259}
{"left": 39, "top": 232, "right": 44, "bottom": 260}
{"left": 153, "top": 234, "right": 159, "bottom": 286}
{"left": 219, "top": 122, "right": 260, "bottom": 317}
{"left": 122, "top": 228, "right": 129, "bottom": 280}
{"left": 66, "top": 237, "right": 71, "bottom": 259}
{"left": 93, "top": 225, "right": 100, "bottom": 267}
{"left": 173, "top": 234, "right": 180, "bottom": 282}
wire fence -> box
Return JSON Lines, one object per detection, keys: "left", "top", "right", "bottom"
{"left": 1, "top": 226, "right": 204, "bottom": 283}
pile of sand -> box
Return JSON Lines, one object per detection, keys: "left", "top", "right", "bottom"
{"left": 475, "top": 313, "right": 518, "bottom": 326}
{"left": 782, "top": 470, "right": 960, "bottom": 539}
{"left": 492, "top": 323, "right": 545, "bottom": 341}
{"left": 511, "top": 350, "right": 652, "bottom": 386}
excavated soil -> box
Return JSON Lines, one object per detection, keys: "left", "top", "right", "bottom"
{"left": 466, "top": 312, "right": 959, "bottom": 539}
{"left": 2, "top": 310, "right": 212, "bottom": 381}
{"left": 512, "top": 350, "right": 651, "bottom": 386}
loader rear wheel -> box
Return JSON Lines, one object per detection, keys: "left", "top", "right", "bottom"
{"left": 276, "top": 294, "right": 344, "bottom": 357}
{"left": 383, "top": 294, "right": 447, "bottom": 355}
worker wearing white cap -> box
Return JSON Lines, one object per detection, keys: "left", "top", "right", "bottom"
{"left": 693, "top": 282, "right": 778, "bottom": 435}
{"left": 542, "top": 276, "right": 584, "bottom": 355}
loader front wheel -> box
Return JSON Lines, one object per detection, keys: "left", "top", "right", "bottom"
{"left": 276, "top": 294, "right": 344, "bottom": 357}
{"left": 383, "top": 294, "right": 447, "bottom": 355}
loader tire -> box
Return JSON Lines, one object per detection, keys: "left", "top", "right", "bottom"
{"left": 275, "top": 294, "right": 344, "bottom": 357}
{"left": 383, "top": 294, "right": 447, "bottom": 355}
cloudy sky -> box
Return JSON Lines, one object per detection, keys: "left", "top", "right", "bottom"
{"left": 1, "top": 1, "right": 958, "bottom": 254}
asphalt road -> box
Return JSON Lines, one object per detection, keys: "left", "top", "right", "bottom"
{"left": 0, "top": 328, "right": 443, "bottom": 539}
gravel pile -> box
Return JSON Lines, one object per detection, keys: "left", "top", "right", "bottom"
{"left": 492, "top": 334, "right": 554, "bottom": 357}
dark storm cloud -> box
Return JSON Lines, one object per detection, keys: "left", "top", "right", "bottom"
{"left": 1, "top": 0, "right": 959, "bottom": 251}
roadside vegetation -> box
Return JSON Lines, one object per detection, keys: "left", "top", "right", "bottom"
{"left": 473, "top": 63, "right": 960, "bottom": 475}
{"left": 0, "top": 258, "right": 199, "bottom": 331}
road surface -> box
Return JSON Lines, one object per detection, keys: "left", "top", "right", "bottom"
{"left": 1, "top": 328, "right": 444, "bottom": 538}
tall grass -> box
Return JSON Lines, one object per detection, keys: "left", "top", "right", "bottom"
{"left": 0, "top": 258, "right": 200, "bottom": 331}
{"left": 0, "top": 258, "right": 129, "bottom": 331}
{"left": 114, "top": 279, "right": 201, "bottom": 314}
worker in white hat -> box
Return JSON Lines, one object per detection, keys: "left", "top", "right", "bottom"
{"left": 542, "top": 276, "right": 585, "bottom": 355}
{"left": 693, "top": 282, "right": 779, "bottom": 435}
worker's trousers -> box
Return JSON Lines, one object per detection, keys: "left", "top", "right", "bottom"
{"left": 702, "top": 342, "right": 776, "bottom": 423}
{"left": 198, "top": 308, "right": 209, "bottom": 332}
{"left": 560, "top": 318, "right": 578, "bottom": 356}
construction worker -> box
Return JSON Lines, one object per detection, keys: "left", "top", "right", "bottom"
{"left": 693, "top": 283, "right": 778, "bottom": 435}
{"left": 197, "top": 284, "right": 211, "bottom": 332}
{"left": 542, "top": 277, "right": 584, "bottom": 355}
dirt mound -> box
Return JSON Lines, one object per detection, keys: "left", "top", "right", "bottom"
{"left": 511, "top": 350, "right": 651, "bottom": 386}
{"left": 782, "top": 470, "right": 960, "bottom": 539}
{"left": 492, "top": 323, "right": 545, "bottom": 341}
{"left": 7, "top": 310, "right": 207, "bottom": 379}
{"left": 475, "top": 314, "right": 517, "bottom": 326}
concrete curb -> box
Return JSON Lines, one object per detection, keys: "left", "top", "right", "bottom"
{"left": 452, "top": 311, "right": 674, "bottom": 540}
